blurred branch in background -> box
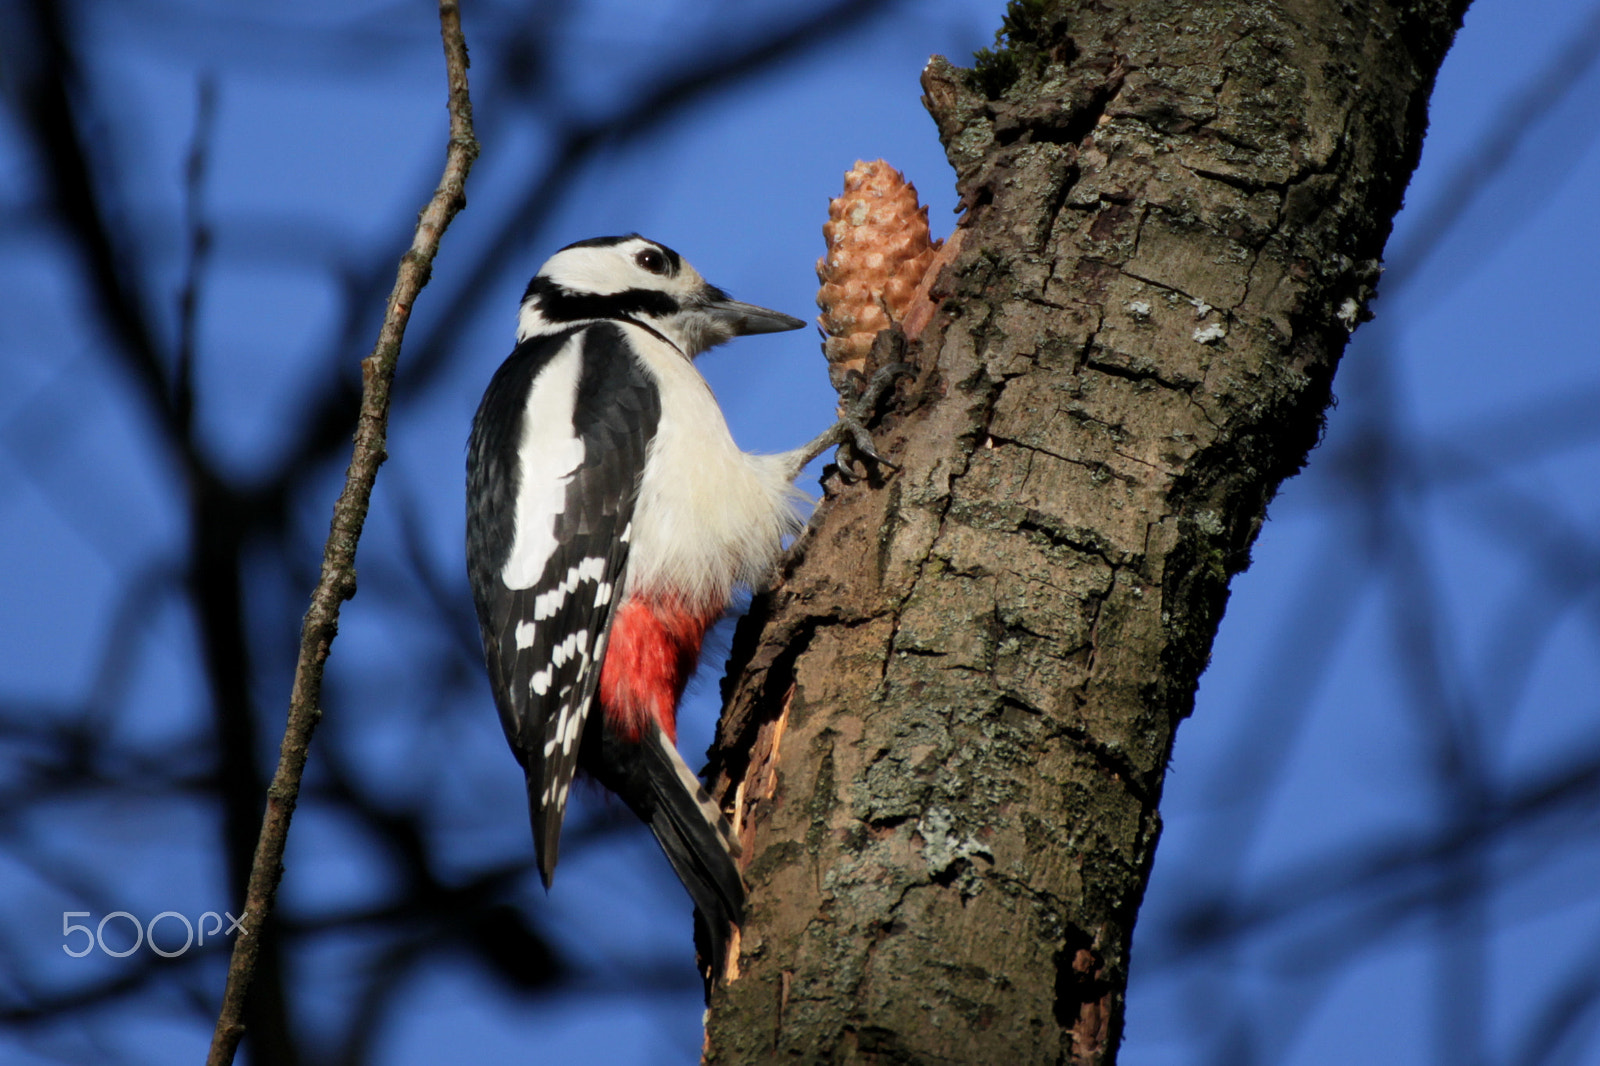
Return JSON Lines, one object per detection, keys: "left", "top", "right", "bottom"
{"left": 0, "top": 1, "right": 1597, "bottom": 1065}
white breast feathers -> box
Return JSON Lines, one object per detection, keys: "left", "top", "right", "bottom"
{"left": 622, "top": 325, "right": 807, "bottom": 608}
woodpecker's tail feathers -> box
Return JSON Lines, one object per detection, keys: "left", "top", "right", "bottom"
{"left": 638, "top": 728, "right": 745, "bottom": 969}
{"left": 526, "top": 766, "right": 566, "bottom": 890}
{"left": 656, "top": 727, "right": 742, "bottom": 861}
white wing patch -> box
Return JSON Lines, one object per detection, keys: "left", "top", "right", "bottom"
{"left": 550, "top": 630, "right": 588, "bottom": 667}
{"left": 533, "top": 556, "right": 607, "bottom": 619}
{"left": 540, "top": 699, "right": 590, "bottom": 805}
{"left": 502, "top": 342, "right": 587, "bottom": 590}
{"left": 561, "top": 705, "right": 584, "bottom": 750}
{"left": 515, "top": 621, "right": 537, "bottom": 649}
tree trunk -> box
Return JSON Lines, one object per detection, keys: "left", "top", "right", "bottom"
{"left": 704, "top": 1, "right": 1468, "bottom": 1062}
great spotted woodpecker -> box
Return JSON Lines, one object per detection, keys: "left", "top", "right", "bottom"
{"left": 467, "top": 235, "right": 882, "bottom": 967}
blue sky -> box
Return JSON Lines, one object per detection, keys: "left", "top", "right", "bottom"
{"left": 2, "top": 1, "right": 1598, "bottom": 1063}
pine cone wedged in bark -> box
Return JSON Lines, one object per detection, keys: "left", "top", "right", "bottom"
{"left": 816, "top": 160, "right": 941, "bottom": 388}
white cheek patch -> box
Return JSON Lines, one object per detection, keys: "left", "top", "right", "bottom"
{"left": 502, "top": 343, "right": 587, "bottom": 590}
{"left": 537, "top": 241, "right": 693, "bottom": 302}
{"left": 544, "top": 246, "right": 637, "bottom": 296}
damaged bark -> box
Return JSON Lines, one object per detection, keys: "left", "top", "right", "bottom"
{"left": 704, "top": 2, "right": 1469, "bottom": 1062}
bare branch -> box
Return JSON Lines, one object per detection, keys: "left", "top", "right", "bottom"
{"left": 203, "top": 4, "right": 478, "bottom": 1062}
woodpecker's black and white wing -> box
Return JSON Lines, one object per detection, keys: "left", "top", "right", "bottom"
{"left": 467, "top": 322, "right": 659, "bottom": 885}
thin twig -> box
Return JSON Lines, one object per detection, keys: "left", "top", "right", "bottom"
{"left": 203, "top": 4, "right": 477, "bottom": 1063}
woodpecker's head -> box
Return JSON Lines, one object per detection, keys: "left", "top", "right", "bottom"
{"left": 516, "top": 235, "right": 804, "bottom": 357}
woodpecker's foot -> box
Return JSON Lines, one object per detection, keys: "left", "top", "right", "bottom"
{"left": 789, "top": 362, "right": 911, "bottom": 480}
{"left": 835, "top": 361, "right": 912, "bottom": 478}
{"left": 850, "top": 361, "right": 912, "bottom": 430}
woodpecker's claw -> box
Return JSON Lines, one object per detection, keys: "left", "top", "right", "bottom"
{"left": 841, "top": 422, "right": 897, "bottom": 472}
{"left": 854, "top": 361, "right": 913, "bottom": 414}
{"left": 783, "top": 362, "right": 910, "bottom": 481}
{"left": 830, "top": 361, "right": 912, "bottom": 479}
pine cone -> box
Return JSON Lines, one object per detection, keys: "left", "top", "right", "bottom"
{"left": 816, "top": 160, "right": 941, "bottom": 388}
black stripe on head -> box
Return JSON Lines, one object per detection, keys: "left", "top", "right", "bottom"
{"left": 522, "top": 276, "right": 680, "bottom": 322}
{"left": 558, "top": 234, "right": 642, "bottom": 252}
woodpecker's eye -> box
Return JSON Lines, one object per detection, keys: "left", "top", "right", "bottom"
{"left": 635, "top": 248, "right": 669, "bottom": 275}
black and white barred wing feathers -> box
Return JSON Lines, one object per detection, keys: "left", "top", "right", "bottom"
{"left": 466, "top": 322, "right": 660, "bottom": 885}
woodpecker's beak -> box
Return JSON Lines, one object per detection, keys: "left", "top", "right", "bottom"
{"left": 706, "top": 296, "right": 806, "bottom": 337}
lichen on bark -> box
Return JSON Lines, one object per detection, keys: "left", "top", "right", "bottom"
{"left": 704, "top": 2, "right": 1470, "bottom": 1063}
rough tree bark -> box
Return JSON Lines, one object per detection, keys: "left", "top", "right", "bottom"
{"left": 703, "top": 1, "right": 1468, "bottom": 1063}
